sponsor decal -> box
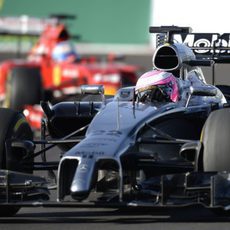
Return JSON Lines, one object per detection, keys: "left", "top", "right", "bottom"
{"left": 62, "top": 69, "right": 79, "bottom": 78}
{"left": 75, "top": 151, "right": 104, "bottom": 156}
{"left": 79, "top": 164, "right": 88, "bottom": 172}
{"left": 173, "top": 33, "right": 230, "bottom": 55}
{"left": 94, "top": 73, "right": 120, "bottom": 83}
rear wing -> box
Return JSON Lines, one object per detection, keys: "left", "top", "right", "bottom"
{"left": 0, "top": 16, "right": 58, "bottom": 36}
{"left": 0, "top": 14, "right": 76, "bottom": 36}
{"left": 150, "top": 26, "right": 230, "bottom": 63}
{"left": 173, "top": 33, "right": 230, "bottom": 63}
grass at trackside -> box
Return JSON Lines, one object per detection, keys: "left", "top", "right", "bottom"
{"left": 0, "top": 34, "right": 37, "bottom": 45}
{"left": 0, "top": 35, "right": 38, "bottom": 52}
{"left": 0, "top": 35, "right": 38, "bottom": 43}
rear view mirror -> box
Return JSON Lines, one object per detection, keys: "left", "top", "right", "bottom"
{"left": 190, "top": 86, "right": 217, "bottom": 97}
{"left": 185, "top": 86, "right": 217, "bottom": 107}
{"left": 81, "top": 85, "right": 104, "bottom": 95}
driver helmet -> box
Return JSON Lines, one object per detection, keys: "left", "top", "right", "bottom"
{"left": 52, "top": 41, "right": 79, "bottom": 62}
{"left": 135, "top": 70, "right": 179, "bottom": 103}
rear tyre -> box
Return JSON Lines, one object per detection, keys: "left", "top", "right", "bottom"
{"left": 0, "top": 108, "right": 33, "bottom": 216}
{"left": 4, "top": 66, "right": 43, "bottom": 111}
{"left": 201, "top": 108, "right": 230, "bottom": 216}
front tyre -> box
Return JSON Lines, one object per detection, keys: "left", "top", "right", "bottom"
{"left": 202, "top": 108, "right": 230, "bottom": 171}
{"left": 0, "top": 108, "right": 33, "bottom": 216}
{"left": 201, "top": 108, "right": 230, "bottom": 216}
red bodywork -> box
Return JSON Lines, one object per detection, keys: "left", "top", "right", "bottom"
{"left": 0, "top": 21, "right": 140, "bottom": 129}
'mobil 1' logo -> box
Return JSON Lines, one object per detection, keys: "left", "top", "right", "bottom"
{"left": 173, "top": 33, "right": 230, "bottom": 54}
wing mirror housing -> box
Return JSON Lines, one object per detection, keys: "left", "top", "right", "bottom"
{"left": 190, "top": 86, "right": 217, "bottom": 97}
{"left": 81, "top": 85, "right": 104, "bottom": 95}
{"left": 81, "top": 85, "right": 105, "bottom": 104}
{"left": 185, "top": 86, "right": 218, "bottom": 107}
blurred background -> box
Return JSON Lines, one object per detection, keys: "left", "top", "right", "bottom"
{"left": 0, "top": 0, "right": 153, "bottom": 70}
{"left": 0, "top": 0, "right": 230, "bottom": 82}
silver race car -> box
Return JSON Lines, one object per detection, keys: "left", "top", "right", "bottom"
{"left": 0, "top": 26, "right": 230, "bottom": 216}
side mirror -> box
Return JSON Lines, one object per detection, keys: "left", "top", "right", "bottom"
{"left": 81, "top": 85, "right": 104, "bottom": 95}
{"left": 185, "top": 86, "right": 218, "bottom": 107}
{"left": 81, "top": 85, "right": 105, "bottom": 104}
{"left": 190, "top": 86, "right": 217, "bottom": 97}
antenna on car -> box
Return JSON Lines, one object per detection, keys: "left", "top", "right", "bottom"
{"left": 116, "top": 97, "right": 120, "bottom": 131}
{"left": 132, "top": 88, "right": 137, "bottom": 118}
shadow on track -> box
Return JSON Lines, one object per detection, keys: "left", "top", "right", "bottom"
{"left": 0, "top": 206, "right": 230, "bottom": 224}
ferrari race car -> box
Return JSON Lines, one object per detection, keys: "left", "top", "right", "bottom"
{"left": 1, "top": 26, "right": 230, "bottom": 217}
{"left": 0, "top": 15, "right": 140, "bottom": 129}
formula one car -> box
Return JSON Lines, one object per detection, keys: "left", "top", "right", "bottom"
{"left": 1, "top": 26, "right": 230, "bottom": 217}
{"left": 0, "top": 15, "right": 139, "bottom": 129}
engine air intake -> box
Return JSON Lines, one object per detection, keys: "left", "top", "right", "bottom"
{"left": 153, "top": 46, "right": 179, "bottom": 71}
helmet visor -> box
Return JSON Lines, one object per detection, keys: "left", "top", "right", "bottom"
{"left": 138, "top": 84, "right": 172, "bottom": 102}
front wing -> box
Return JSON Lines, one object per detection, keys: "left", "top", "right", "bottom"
{"left": 0, "top": 170, "right": 230, "bottom": 211}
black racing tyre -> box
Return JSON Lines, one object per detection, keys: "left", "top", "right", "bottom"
{"left": 202, "top": 108, "right": 230, "bottom": 171}
{"left": 4, "top": 66, "right": 43, "bottom": 111}
{"left": 0, "top": 108, "right": 33, "bottom": 216}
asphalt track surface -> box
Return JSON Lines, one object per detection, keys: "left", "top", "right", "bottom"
{"left": 2, "top": 202, "right": 230, "bottom": 230}
{"left": 1, "top": 54, "right": 230, "bottom": 229}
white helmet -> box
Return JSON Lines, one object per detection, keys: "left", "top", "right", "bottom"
{"left": 52, "top": 41, "right": 79, "bottom": 62}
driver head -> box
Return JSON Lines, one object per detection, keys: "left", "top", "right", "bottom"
{"left": 135, "top": 70, "right": 179, "bottom": 103}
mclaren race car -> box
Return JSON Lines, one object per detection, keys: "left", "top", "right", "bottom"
{"left": 1, "top": 26, "right": 230, "bottom": 217}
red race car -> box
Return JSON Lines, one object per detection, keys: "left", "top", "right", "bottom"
{"left": 0, "top": 15, "right": 140, "bottom": 129}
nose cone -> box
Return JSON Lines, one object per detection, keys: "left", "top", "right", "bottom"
{"left": 71, "top": 178, "right": 91, "bottom": 200}
{"left": 70, "top": 158, "right": 97, "bottom": 201}
{"left": 71, "top": 188, "right": 91, "bottom": 201}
